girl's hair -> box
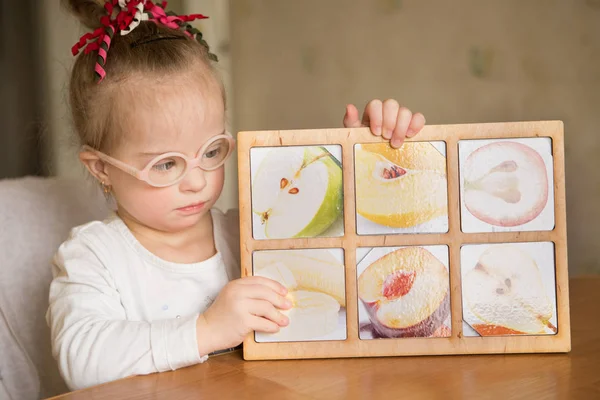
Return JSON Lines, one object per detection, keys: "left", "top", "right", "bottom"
{"left": 63, "top": 0, "right": 224, "bottom": 152}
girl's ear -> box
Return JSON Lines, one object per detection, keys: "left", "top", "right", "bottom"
{"left": 79, "top": 151, "right": 111, "bottom": 185}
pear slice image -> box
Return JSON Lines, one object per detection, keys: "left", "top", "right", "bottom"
{"left": 463, "top": 244, "right": 556, "bottom": 335}
{"left": 355, "top": 147, "right": 448, "bottom": 228}
{"left": 253, "top": 249, "right": 346, "bottom": 307}
{"left": 252, "top": 146, "right": 343, "bottom": 239}
{"left": 256, "top": 290, "right": 341, "bottom": 342}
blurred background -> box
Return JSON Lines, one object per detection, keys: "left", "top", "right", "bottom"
{"left": 1, "top": 0, "right": 599, "bottom": 275}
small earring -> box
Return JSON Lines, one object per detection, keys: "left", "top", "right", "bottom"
{"left": 101, "top": 181, "right": 112, "bottom": 195}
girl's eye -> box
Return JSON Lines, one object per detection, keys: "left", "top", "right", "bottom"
{"left": 205, "top": 147, "right": 222, "bottom": 159}
{"left": 152, "top": 160, "right": 175, "bottom": 172}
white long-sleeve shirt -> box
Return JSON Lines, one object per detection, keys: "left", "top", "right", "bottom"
{"left": 45, "top": 207, "right": 240, "bottom": 391}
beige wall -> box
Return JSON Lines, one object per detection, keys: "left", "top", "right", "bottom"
{"left": 230, "top": 0, "right": 600, "bottom": 275}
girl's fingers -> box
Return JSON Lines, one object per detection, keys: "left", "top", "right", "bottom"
{"left": 343, "top": 104, "right": 363, "bottom": 128}
{"left": 241, "top": 284, "right": 292, "bottom": 310}
{"left": 249, "top": 299, "right": 289, "bottom": 327}
{"left": 406, "top": 112, "right": 426, "bottom": 138}
{"left": 238, "top": 276, "right": 288, "bottom": 296}
{"left": 250, "top": 315, "right": 281, "bottom": 333}
{"left": 391, "top": 107, "right": 412, "bottom": 148}
{"left": 382, "top": 99, "right": 401, "bottom": 140}
{"left": 362, "top": 99, "right": 383, "bottom": 135}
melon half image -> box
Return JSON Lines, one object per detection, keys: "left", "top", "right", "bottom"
{"left": 250, "top": 145, "right": 343, "bottom": 239}
{"left": 357, "top": 246, "right": 451, "bottom": 339}
{"left": 354, "top": 142, "right": 449, "bottom": 234}
{"left": 459, "top": 139, "right": 554, "bottom": 231}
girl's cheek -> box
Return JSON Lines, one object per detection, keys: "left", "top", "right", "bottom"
{"left": 127, "top": 188, "right": 172, "bottom": 216}
{"left": 144, "top": 190, "right": 176, "bottom": 211}
{"left": 209, "top": 170, "right": 226, "bottom": 191}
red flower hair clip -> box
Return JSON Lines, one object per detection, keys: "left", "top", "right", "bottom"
{"left": 71, "top": 0, "right": 218, "bottom": 83}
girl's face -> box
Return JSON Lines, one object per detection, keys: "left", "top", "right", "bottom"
{"left": 102, "top": 72, "right": 227, "bottom": 233}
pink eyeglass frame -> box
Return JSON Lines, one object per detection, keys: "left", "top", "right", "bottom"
{"left": 81, "top": 133, "right": 236, "bottom": 188}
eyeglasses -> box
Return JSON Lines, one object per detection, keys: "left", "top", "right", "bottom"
{"left": 82, "top": 133, "right": 235, "bottom": 188}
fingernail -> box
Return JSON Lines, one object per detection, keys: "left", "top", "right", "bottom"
{"left": 407, "top": 129, "right": 415, "bottom": 136}
{"left": 285, "top": 299, "right": 293, "bottom": 307}
{"left": 383, "top": 129, "right": 392, "bottom": 139}
{"left": 391, "top": 139, "right": 402, "bottom": 148}
{"left": 374, "top": 126, "right": 382, "bottom": 135}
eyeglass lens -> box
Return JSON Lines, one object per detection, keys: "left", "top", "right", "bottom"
{"left": 147, "top": 137, "right": 231, "bottom": 185}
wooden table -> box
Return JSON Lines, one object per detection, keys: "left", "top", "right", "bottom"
{"left": 50, "top": 277, "right": 600, "bottom": 399}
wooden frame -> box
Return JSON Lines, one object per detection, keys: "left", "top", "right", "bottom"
{"left": 237, "top": 120, "right": 570, "bottom": 360}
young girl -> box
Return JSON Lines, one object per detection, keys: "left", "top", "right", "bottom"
{"left": 47, "top": 0, "right": 426, "bottom": 391}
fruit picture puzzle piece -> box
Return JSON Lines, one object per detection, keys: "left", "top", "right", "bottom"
{"left": 237, "top": 121, "right": 570, "bottom": 360}
{"left": 252, "top": 248, "right": 347, "bottom": 342}
{"left": 461, "top": 242, "right": 558, "bottom": 337}
{"left": 355, "top": 142, "right": 449, "bottom": 235}
{"left": 458, "top": 138, "right": 555, "bottom": 233}
{"left": 357, "top": 246, "right": 451, "bottom": 339}
{"left": 250, "top": 145, "right": 344, "bottom": 239}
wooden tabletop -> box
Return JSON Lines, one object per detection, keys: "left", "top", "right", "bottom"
{"left": 50, "top": 277, "right": 600, "bottom": 400}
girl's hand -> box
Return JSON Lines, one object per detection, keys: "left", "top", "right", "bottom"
{"left": 343, "top": 99, "right": 426, "bottom": 148}
{"left": 195, "top": 276, "right": 291, "bottom": 355}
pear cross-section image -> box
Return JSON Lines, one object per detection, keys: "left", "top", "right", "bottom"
{"left": 459, "top": 138, "right": 555, "bottom": 233}
{"left": 250, "top": 145, "right": 344, "bottom": 239}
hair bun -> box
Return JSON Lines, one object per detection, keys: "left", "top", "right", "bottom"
{"left": 62, "top": 0, "right": 107, "bottom": 30}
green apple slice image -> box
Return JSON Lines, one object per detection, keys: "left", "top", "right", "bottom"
{"left": 252, "top": 146, "right": 343, "bottom": 238}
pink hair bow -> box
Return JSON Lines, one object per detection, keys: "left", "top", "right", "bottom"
{"left": 71, "top": 1, "right": 215, "bottom": 83}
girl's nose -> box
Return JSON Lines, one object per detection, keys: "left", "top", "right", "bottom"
{"left": 179, "top": 165, "right": 207, "bottom": 193}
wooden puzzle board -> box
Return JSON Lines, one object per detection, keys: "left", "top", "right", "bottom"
{"left": 236, "top": 120, "right": 570, "bottom": 360}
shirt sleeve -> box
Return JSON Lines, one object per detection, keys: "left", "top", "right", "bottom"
{"left": 46, "top": 228, "right": 206, "bottom": 391}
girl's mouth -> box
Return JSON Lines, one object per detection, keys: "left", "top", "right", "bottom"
{"left": 176, "top": 201, "right": 207, "bottom": 214}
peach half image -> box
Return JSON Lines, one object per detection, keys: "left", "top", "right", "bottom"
{"left": 250, "top": 145, "right": 344, "bottom": 240}
{"left": 354, "top": 142, "right": 449, "bottom": 235}
{"left": 356, "top": 246, "right": 451, "bottom": 339}
{"left": 461, "top": 242, "right": 558, "bottom": 337}
{"left": 458, "top": 138, "right": 555, "bottom": 233}
{"left": 252, "top": 248, "right": 347, "bottom": 343}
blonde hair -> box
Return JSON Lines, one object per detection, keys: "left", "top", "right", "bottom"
{"left": 63, "top": 0, "right": 224, "bottom": 153}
